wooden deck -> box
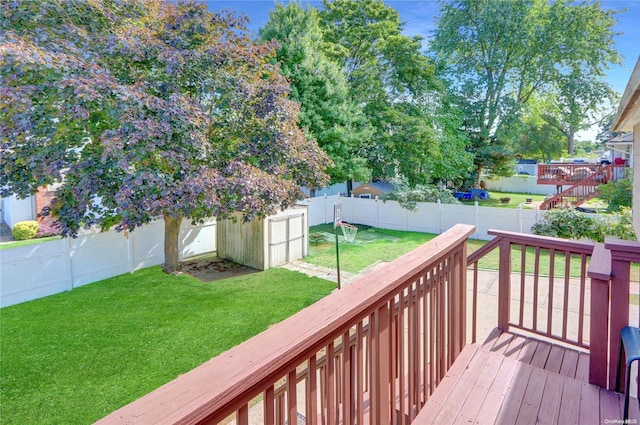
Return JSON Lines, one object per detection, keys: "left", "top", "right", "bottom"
{"left": 415, "top": 330, "right": 640, "bottom": 424}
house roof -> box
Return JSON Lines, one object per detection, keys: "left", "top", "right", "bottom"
{"left": 612, "top": 56, "right": 640, "bottom": 132}
{"left": 367, "top": 181, "right": 394, "bottom": 193}
{"left": 606, "top": 132, "right": 634, "bottom": 146}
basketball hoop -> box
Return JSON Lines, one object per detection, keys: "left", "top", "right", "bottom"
{"left": 339, "top": 222, "right": 358, "bottom": 243}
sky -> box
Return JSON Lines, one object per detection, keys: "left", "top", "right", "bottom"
{"left": 204, "top": 0, "right": 640, "bottom": 140}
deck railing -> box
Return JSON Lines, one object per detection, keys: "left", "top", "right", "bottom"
{"left": 96, "top": 224, "right": 476, "bottom": 425}
{"left": 468, "top": 229, "right": 640, "bottom": 392}
{"left": 588, "top": 239, "right": 640, "bottom": 390}
{"left": 536, "top": 162, "right": 624, "bottom": 185}
{"left": 467, "top": 230, "right": 595, "bottom": 348}
{"left": 539, "top": 173, "right": 606, "bottom": 210}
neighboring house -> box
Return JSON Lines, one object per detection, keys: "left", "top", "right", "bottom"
{"left": 1, "top": 185, "right": 56, "bottom": 229}
{"left": 605, "top": 132, "right": 634, "bottom": 165}
{"left": 611, "top": 56, "right": 640, "bottom": 239}
{"left": 350, "top": 181, "right": 394, "bottom": 198}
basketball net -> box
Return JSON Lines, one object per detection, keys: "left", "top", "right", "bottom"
{"left": 339, "top": 223, "right": 358, "bottom": 243}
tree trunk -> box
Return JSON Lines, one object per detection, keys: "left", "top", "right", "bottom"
{"left": 567, "top": 126, "right": 575, "bottom": 155}
{"left": 346, "top": 179, "right": 353, "bottom": 196}
{"left": 163, "top": 213, "right": 183, "bottom": 273}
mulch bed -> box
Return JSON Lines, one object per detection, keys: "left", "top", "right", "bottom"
{"left": 181, "top": 255, "right": 257, "bottom": 282}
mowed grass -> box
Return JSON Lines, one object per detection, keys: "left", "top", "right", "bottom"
{"left": 306, "top": 225, "right": 438, "bottom": 273}
{"left": 0, "top": 236, "right": 61, "bottom": 250}
{"left": 474, "top": 191, "right": 546, "bottom": 208}
{"left": 0, "top": 267, "right": 335, "bottom": 425}
{"left": 307, "top": 224, "right": 640, "bottom": 282}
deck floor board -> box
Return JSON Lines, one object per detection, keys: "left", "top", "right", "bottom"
{"left": 413, "top": 330, "right": 640, "bottom": 425}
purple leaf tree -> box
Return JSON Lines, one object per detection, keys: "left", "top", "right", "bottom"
{"left": 1, "top": 0, "right": 329, "bottom": 272}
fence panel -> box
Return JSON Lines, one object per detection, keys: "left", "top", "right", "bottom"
{"left": 0, "top": 239, "right": 69, "bottom": 307}
{"left": 1, "top": 218, "right": 217, "bottom": 307}
{"left": 408, "top": 203, "right": 441, "bottom": 234}
{"left": 439, "top": 203, "right": 478, "bottom": 234}
{"left": 180, "top": 218, "right": 217, "bottom": 260}
{"left": 70, "top": 229, "right": 130, "bottom": 288}
{"left": 303, "top": 197, "right": 612, "bottom": 241}
{"left": 132, "top": 220, "right": 165, "bottom": 270}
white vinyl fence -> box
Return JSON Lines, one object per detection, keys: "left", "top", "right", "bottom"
{"left": 0, "top": 218, "right": 216, "bottom": 308}
{"left": 300, "top": 195, "right": 552, "bottom": 240}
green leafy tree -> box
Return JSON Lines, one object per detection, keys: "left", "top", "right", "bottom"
{"left": 259, "top": 2, "right": 372, "bottom": 185}
{"left": 1, "top": 0, "right": 329, "bottom": 272}
{"left": 320, "top": 0, "right": 472, "bottom": 186}
{"left": 432, "top": 0, "right": 620, "bottom": 173}
{"left": 514, "top": 97, "right": 565, "bottom": 162}
{"left": 542, "top": 68, "right": 619, "bottom": 153}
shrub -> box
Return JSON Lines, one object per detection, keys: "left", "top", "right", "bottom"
{"left": 598, "top": 173, "right": 632, "bottom": 212}
{"left": 381, "top": 177, "right": 459, "bottom": 211}
{"left": 36, "top": 220, "right": 62, "bottom": 238}
{"left": 12, "top": 221, "right": 40, "bottom": 240}
{"left": 532, "top": 207, "right": 636, "bottom": 242}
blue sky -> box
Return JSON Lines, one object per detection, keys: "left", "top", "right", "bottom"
{"left": 204, "top": 0, "right": 639, "bottom": 93}
{"left": 204, "top": 0, "right": 639, "bottom": 140}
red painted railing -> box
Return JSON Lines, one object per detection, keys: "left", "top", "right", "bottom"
{"left": 96, "top": 225, "right": 638, "bottom": 424}
{"left": 588, "top": 239, "right": 640, "bottom": 390}
{"left": 96, "top": 224, "right": 475, "bottom": 425}
{"left": 468, "top": 229, "right": 640, "bottom": 392}
{"left": 467, "top": 230, "right": 594, "bottom": 348}
{"left": 537, "top": 163, "right": 608, "bottom": 185}
{"left": 539, "top": 163, "right": 625, "bottom": 210}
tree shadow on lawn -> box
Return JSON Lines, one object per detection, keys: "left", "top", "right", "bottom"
{"left": 181, "top": 254, "right": 259, "bottom": 282}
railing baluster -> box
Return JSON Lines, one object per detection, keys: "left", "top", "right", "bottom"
{"left": 562, "top": 251, "right": 571, "bottom": 341}
{"left": 533, "top": 246, "right": 541, "bottom": 333}
{"left": 342, "top": 330, "right": 352, "bottom": 425}
{"left": 547, "top": 249, "right": 556, "bottom": 336}
{"left": 237, "top": 405, "right": 249, "bottom": 425}
{"left": 327, "top": 342, "right": 336, "bottom": 425}
{"left": 519, "top": 244, "right": 526, "bottom": 328}
{"left": 578, "top": 254, "right": 587, "bottom": 346}
{"left": 288, "top": 370, "right": 298, "bottom": 425}
{"left": 308, "top": 356, "right": 317, "bottom": 425}
{"left": 472, "top": 262, "right": 478, "bottom": 344}
{"left": 498, "top": 239, "right": 512, "bottom": 331}
{"left": 429, "top": 267, "right": 436, "bottom": 393}
{"left": 397, "top": 290, "right": 404, "bottom": 424}
{"left": 356, "top": 322, "right": 364, "bottom": 425}
{"left": 264, "top": 386, "right": 275, "bottom": 424}
{"left": 409, "top": 281, "right": 417, "bottom": 419}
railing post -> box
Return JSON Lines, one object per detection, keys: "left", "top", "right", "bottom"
{"left": 587, "top": 243, "right": 611, "bottom": 389}
{"left": 497, "top": 239, "right": 512, "bottom": 331}
{"left": 605, "top": 239, "right": 636, "bottom": 390}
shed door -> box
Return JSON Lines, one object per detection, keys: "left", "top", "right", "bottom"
{"left": 268, "top": 214, "right": 305, "bottom": 268}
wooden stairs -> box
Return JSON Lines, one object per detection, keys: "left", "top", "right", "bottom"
{"left": 539, "top": 163, "right": 621, "bottom": 210}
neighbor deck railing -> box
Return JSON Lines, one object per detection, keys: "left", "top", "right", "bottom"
{"left": 96, "top": 224, "right": 476, "bottom": 425}
{"left": 536, "top": 162, "right": 623, "bottom": 185}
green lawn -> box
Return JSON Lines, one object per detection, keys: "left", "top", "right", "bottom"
{"left": 473, "top": 191, "right": 546, "bottom": 208}
{"left": 0, "top": 267, "right": 335, "bottom": 425}
{"left": 0, "top": 236, "right": 61, "bottom": 250}
{"left": 306, "top": 225, "right": 438, "bottom": 273}
{"left": 307, "top": 225, "right": 640, "bottom": 282}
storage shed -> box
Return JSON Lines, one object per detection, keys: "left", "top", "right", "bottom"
{"left": 216, "top": 206, "right": 308, "bottom": 270}
{"left": 350, "top": 181, "right": 394, "bottom": 198}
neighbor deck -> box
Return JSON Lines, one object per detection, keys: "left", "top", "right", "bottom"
{"left": 416, "top": 330, "right": 640, "bottom": 424}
